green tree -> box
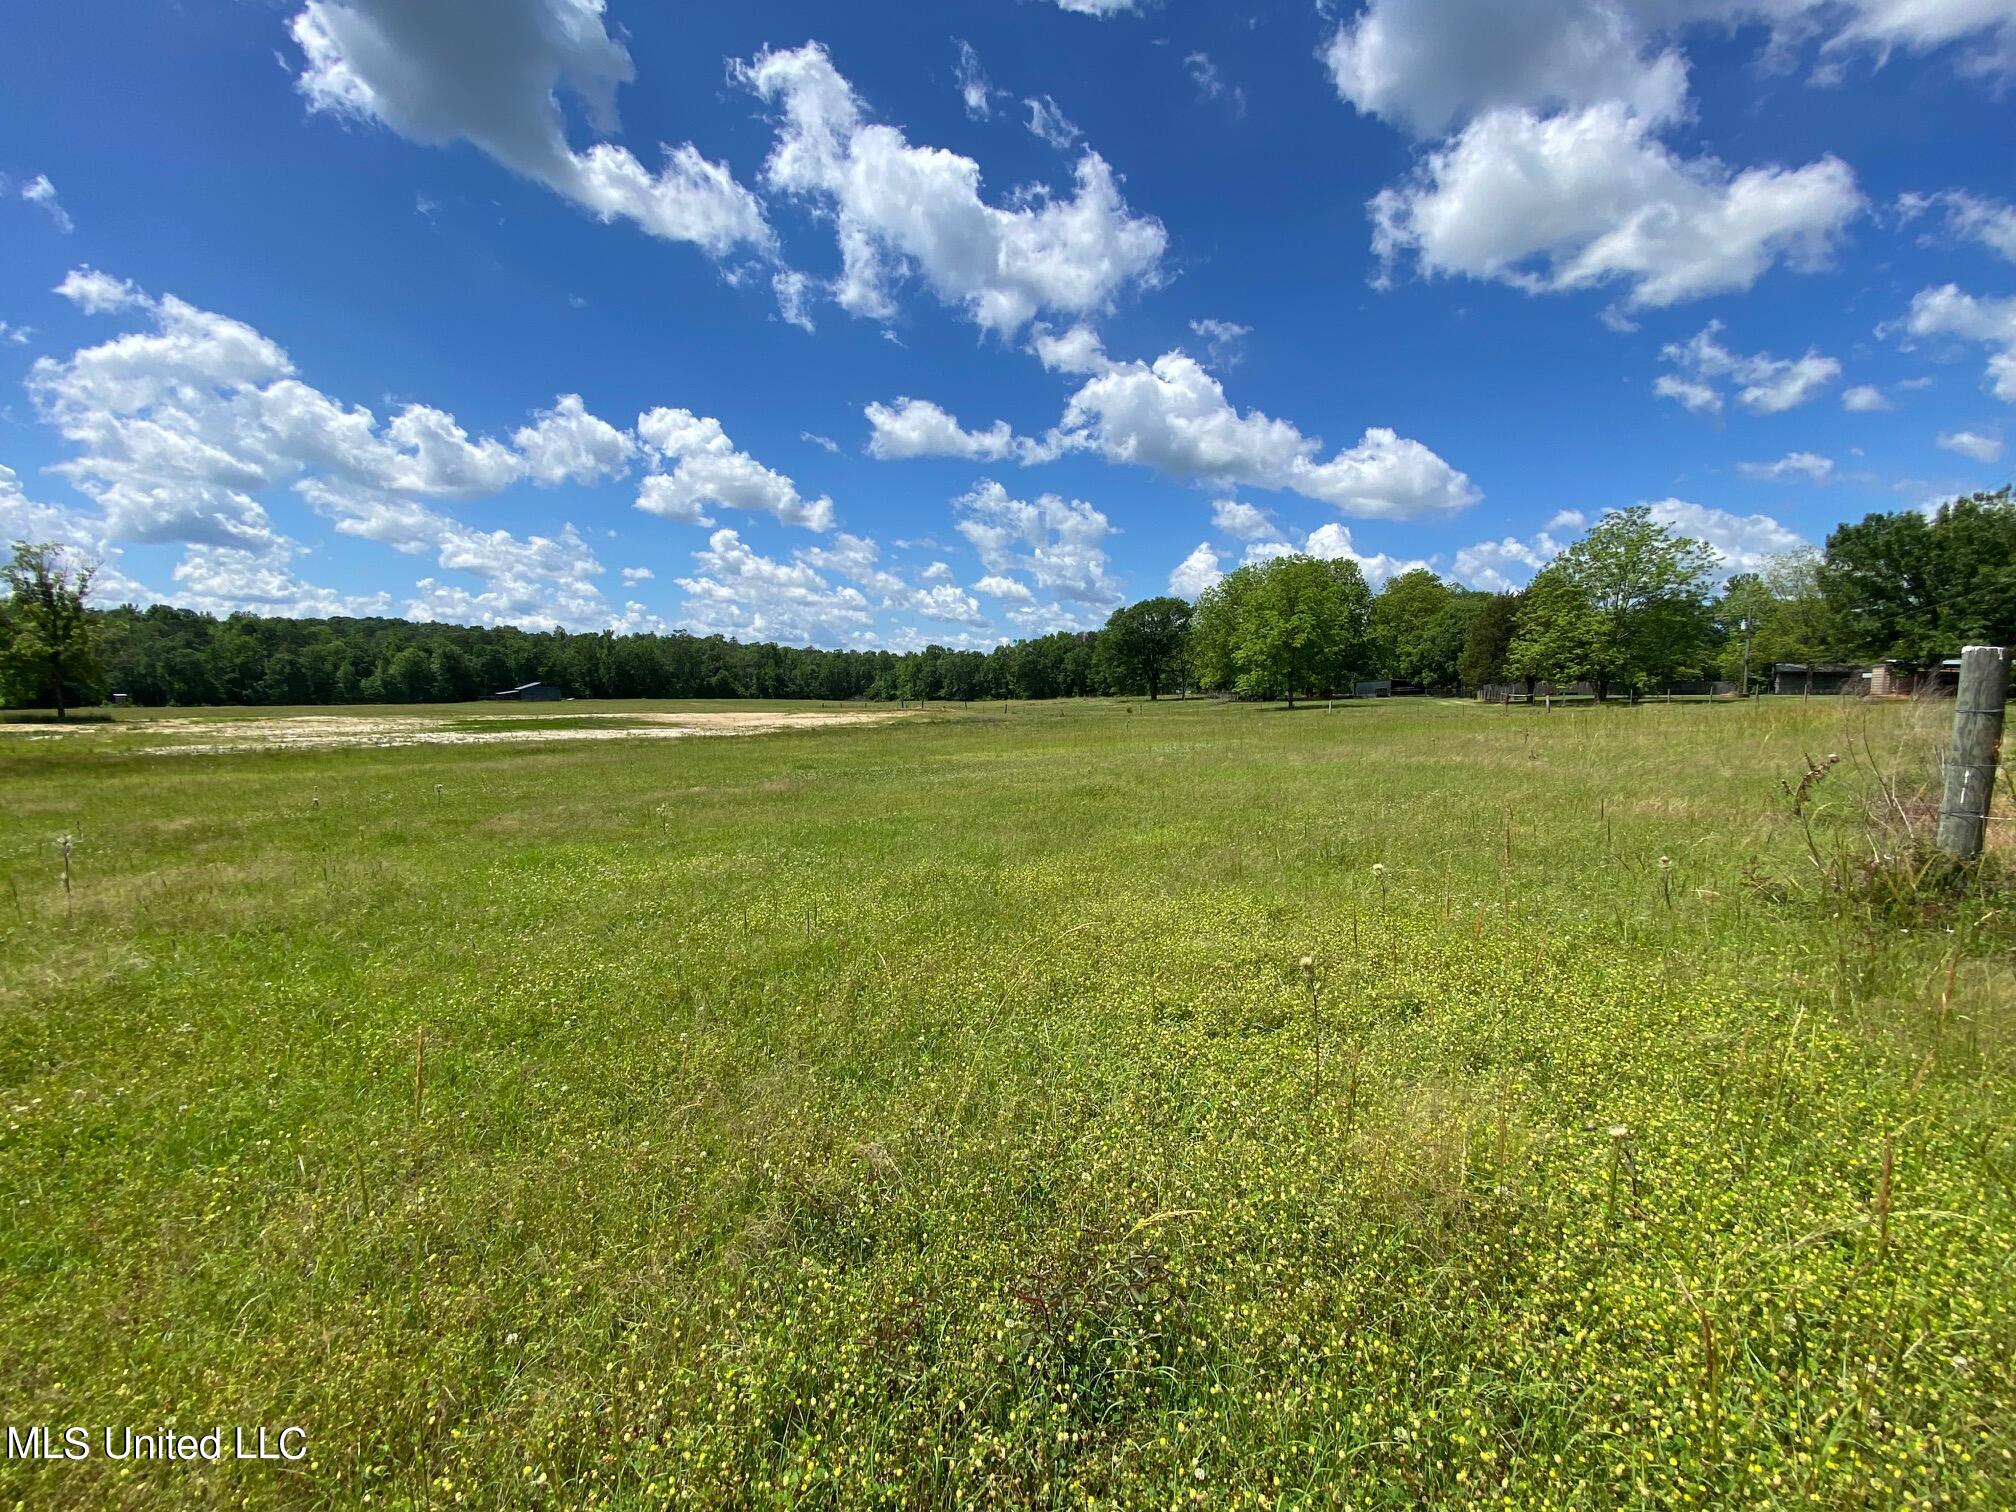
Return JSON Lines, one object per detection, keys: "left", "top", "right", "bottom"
{"left": 1371, "top": 569, "right": 1489, "bottom": 688}
{"left": 1515, "top": 507, "right": 1716, "bottom": 699}
{"left": 1, "top": 542, "right": 103, "bottom": 717}
{"left": 1823, "top": 489, "right": 2015, "bottom": 664}
{"left": 1241, "top": 555, "right": 1372, "bottom": 706}
{"left": 1098, "top": 596, "right": 1193, "bottom": 698}
{"left": 1506, "top": 568, "right": 1608, "bottom": 692}
{"left": 1458, "top": 591, "right": 1522, "bottom": 691}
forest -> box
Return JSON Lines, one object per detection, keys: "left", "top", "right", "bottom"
{"left": 3, "top": 490, "right": 2011, "bottom": 710}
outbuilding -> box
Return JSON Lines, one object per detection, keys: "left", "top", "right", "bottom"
{"left": 490, "top": 681, "right": 563, "bottom": 701}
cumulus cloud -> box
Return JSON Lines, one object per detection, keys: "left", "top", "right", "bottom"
{"left": 513, "top": 392, "right": 636, "bottom": 484}
{"left": 674, "top": 527, "right": 876, "bottom": 645}
{"left": 1046, "top": 0, "right": 1143, "bottom": 13}
{"left": 735, "top": 42, "right": 1166, "bottom": 334}
{"left": 1644, "top": 498, "right": 1806, "bottom": 573}
{"left": 1842, "top": 384, "right": 1891, "bottom": 412}
{"left": 19, "top": 269, "right": 703, "bottom": 627}
{"left": 1059, "top": 352, "right": 1480, "bottom": 518}
{"left": 635, "top": 408, "right": 835, "bottom": 531}
{"left": 955, "top": 479, "right": 1121, "bottom": 608}
{"left": 1737, "top": 450, "right": 1835, "bottom": 482}
{"left": 864, "top": 398, "right": 1023, "bottom": 463}
{"left": 20, "top": 174, "right": 73, "bottom": 233}
{"left": 1905, "top": 284, "right": 2016, "bottom": 403}
{"left": 1029, "top": 323, "right": 1113, "bottom": 375}
{"left": 1371, "top": 102, "right": 1862, "bottom": 309}
{"left": 868, "top": 348, "right": 1478, "bottom": 520}
{"left": 1211, "top": 498, "right": 1284, "bottom": 540}
{"left": 620, "top": 565, "right": 654, "bottom": 584}
{"left": 1298, "top": 521, "right": 1430, "bottom": 587}
{"left": 1452, "top": 533, "right": 1560, "bottom": 592}
{"left": 1168, "top": 542, "right": 1224, "bottom": 599}
{"left": 1657, "top": 322, "right": 1842, "bottom": 413}
{"left": 55, "top": 268, "right": 150, "bottom": 316}
{"left": 288, "top": 0, "right": 770, "bottom": 257}
{"left": 1328, "top": 0, "right": 2016, "bottom": 139}
{"left": 1937, "top": 428, "right": 2004, "bottom": 463}
{"left": 1326, "top": 0, "right": 1690, "bottom": 136}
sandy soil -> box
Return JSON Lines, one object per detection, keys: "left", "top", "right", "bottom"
{"left": 120, "top": 709, "right": 918, "bottom": 755}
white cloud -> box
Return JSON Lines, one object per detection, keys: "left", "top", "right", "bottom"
{"left": 1168, "top": 542, "right": 1224, "bottom": 599}
{"left": 1901, "top": 188, "right": 2016, "bottom": 263}
{"left": 974, "top": 573, "right": 1037, "bottom": 603}
{"left": 772, "top": 269, "right": 817, "bottom": 332}
{"left": 1029, "top": 322, "right": 1113, "bottom": 375}
{"left": 800, "top": 430, "right": 841, "bottom": 454}
{"left": 1059, "top": 352, "right": 1480, "bottom": 518}
{"left": 1211, "top": 498, "right": 1284, "bottom": 540}
{"left": 1188, "top": 317, "right": 1251, "bottom": 367}
{"left": 1025, "top": 96, "right": 1084, "bottom": 152}
{"left": 869, "top": 349, "right": 1478, "bottom": 519}
{"left": 512, "top": 392, "right": 636, "bottom": 484}
{"left": 1370, "top": 102, "right": 1862, "bottom": 309}
{"left": 1046, "top": 0, "right": 1143, "bottom": 13}
{"left": 54, "top": 267, "right": 149, "bottom": 315}
{"left": 1737, "top": 450, "right": 1835, "bottom": 482}
{"left": 1328, "top": 0, "right": 2016, "bottom": 140}
{"left": 1905, "top": 284, "right": 2016, "bottom": 403}
{"left": 736, "top": 42, "right": 1166, "bottom": 334}
{"left": 1644, "top": 498, "right": 1805, "bottom": 573}
{"left": 1326, "top": 0, "right": 1690, "bottom": 136}
{"left": 1937, "top": 428, "right": 2004, "bottom": 463}
{"left": 289, "top": 0, "right": 770, "bottom": 258}
{"left": 864, "top": 398, "right": 1021, "bottom": 463}
{"left": 1658, "top": 321, "right": 1842, "bottom": 413}
{"left": 1185, "top": 53, "right": 1247, "bottom": 114}
{"left": 955, "top": 479, "right": 1121, "bottom": 607}
{"left": 1452, "top": 533, "right": 1559, "bottom": 592}
{"left": 172, "top": 544, "right": 393, "bottom": 619}
{"left": 620, "top": 565, "right": 654, "bottom": 584}
{"left": 20, "top": 174, "right": 74, "bottom": 233}
{"left": 1653, "top": 375, "right": 1723, "bottom": 414}
{"left": 26, "top": 279, "right": 615, "bottom": 558}
{"left": 954, "top": 39, "right": 996, "bottom": 120}
{"left": 301, "top": 478, "right": 613, "bottom": 626}
{"left": 1545, "top": 508, "right": 1587, "bottom": 530}
{"left": 634, "top": 408, "right": 835, "bottom": 531}
{"left": 1300, "top": 521, "right": 1430, "bottom": 587}
{"left": 1842, "top": 383, "right": 1891, "bottom": 412}
{"left": 674, "top": 527, "right": 877, "bottom": 646}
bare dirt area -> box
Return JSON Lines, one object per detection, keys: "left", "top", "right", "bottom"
{"left": 120, "top": 709, "right": 919, "bottom": 755}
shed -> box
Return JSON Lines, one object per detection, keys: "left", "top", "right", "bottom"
{"left": 1354, "top": 679, "right": 1393, "bottom": 698}
{"left": 1770, "top": 662, "right": 1867, "bottom": 696}
{"left": 491, "top": 681, "right": 563, "bottom": 701}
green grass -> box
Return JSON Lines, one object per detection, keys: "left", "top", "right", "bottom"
{"left": 1, "top": 696, "right": 2011, "bottom": 1509}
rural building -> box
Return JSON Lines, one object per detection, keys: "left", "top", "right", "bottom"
{"left": 1869, "top": 658, "right": 1963, "bottom": 697}
{"left": 1354, "top": 679, "right": 1393, "bottom": 698}
{"left": 1770, "top": 663, "right": 1868, "bottom": 696}
{"left": 490, "top": 681, "right": 563, "bottom": 701}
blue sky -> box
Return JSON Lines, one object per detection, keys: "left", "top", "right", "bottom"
{"left": 1, "top": 0, "right": 2012, "bottom": 647}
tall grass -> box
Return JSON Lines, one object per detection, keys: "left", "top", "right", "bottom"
{"left": 0, "top": 695, "right": 2010, "bottom": 1508}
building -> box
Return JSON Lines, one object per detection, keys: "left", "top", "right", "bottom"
{"left": 490, "top": 681, "right": 563, "bottom": 701}
{"left": 1354, "top": 679, "right": 1393, "bottom": 698}
{"left": 1769, "top": 663, "right": 1867, "bottom": 696}
{"left": 1869, "top": 658, "right": 1963, "bottom": 697}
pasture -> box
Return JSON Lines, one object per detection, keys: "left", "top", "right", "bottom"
{"left": 1, "top": 696, "right": 2011, "bottom": 1509}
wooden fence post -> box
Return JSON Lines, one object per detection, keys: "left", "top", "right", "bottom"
{"left": 1937, "top": 645, "right": 2009, "bottom": 860}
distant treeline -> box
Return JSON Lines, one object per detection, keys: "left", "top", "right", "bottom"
{"left": 3, "top": 489, "right": 2011, "bottom": 709}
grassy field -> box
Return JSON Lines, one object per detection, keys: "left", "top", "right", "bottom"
{"left": 1, "top": 696, "right": 2011, "bottom": 1509}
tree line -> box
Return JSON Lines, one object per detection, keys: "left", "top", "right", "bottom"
{"left": 3, "top": 489, "right": 2010, "bottom": 713}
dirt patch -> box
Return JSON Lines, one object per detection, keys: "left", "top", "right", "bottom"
{"left": 128, "top": 709, "right": 918, "bottom": 755}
